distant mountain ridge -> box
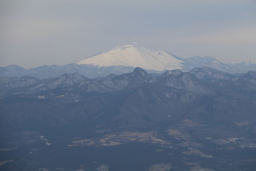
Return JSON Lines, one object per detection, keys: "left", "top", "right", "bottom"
{"left": 1, "top": 45, "right": 256, "bottom": 78}
{"left": 0, "top": 64, "right": 135, "bottom": 79}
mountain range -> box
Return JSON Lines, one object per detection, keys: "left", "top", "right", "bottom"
{"left": 1, "top": 67, "right": 256, "bottom": 170}
{"left": 1, "top": 45, "right": 256, "bottom": 170}
{"left": 1, "top": 44, "right": 255, "bottom": 79}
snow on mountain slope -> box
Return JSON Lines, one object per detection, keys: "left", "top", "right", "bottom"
{"left": 77, "top": 44, "right": 183, "bottom": 71}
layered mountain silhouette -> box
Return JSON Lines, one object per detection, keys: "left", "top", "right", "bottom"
{"left": 1, "top": 67, "right": 256, "bottom": 170}
{"left": 1, "top": 67, "right": 256, "bottom": 130}
{"left": 1, "top": 45, "right": 256, "bottom": 79}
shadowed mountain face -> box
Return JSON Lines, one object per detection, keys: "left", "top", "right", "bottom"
{"left": 0, "top": 68, "right": 256, "bottom": 171}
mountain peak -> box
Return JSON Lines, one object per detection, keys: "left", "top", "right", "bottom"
{"left": 77, "top": 45, "right": 183, "bottom": 71}
{"left": 132, "top": 67, "right": 147, "bottom": 76}
{"left": 116, "top": 44, "right": 137, "bottom": 50}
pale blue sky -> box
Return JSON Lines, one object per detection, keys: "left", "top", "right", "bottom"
{"left": 1, "top": 0, "right": 256, "bottom": 67}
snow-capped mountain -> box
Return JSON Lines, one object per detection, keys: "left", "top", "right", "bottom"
{"left": 1, "top": 45, "right": 255, "bottom": 79}
{"left": 77, "top": 44, "right": 183, "bottom": 71}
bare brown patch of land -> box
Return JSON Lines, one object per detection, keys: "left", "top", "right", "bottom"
{"left": 183, "top": 147, "right": 213, "bottom": 158}
{"left": 68, "top": 131, "right": 170, "bottom": 147}
{"left": 148, "top": 163, "right": 172, "bottom": 171}
{"left": 0, "top": 160, "right": 13, "bottom": 167}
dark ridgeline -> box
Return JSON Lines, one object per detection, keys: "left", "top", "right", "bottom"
{"left": 0, "top": 67, "right": 256, "bottom": 171}
{"left": 1, "top": 55, "right": 256, "bottom": 79}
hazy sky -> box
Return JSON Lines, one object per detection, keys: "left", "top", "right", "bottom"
{"left": 1, "top": 0, "right": 256, "bottom": 68}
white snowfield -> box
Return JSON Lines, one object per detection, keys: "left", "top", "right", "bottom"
{"left": 77, "top": 44, "right": 183, "bottom": 71}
